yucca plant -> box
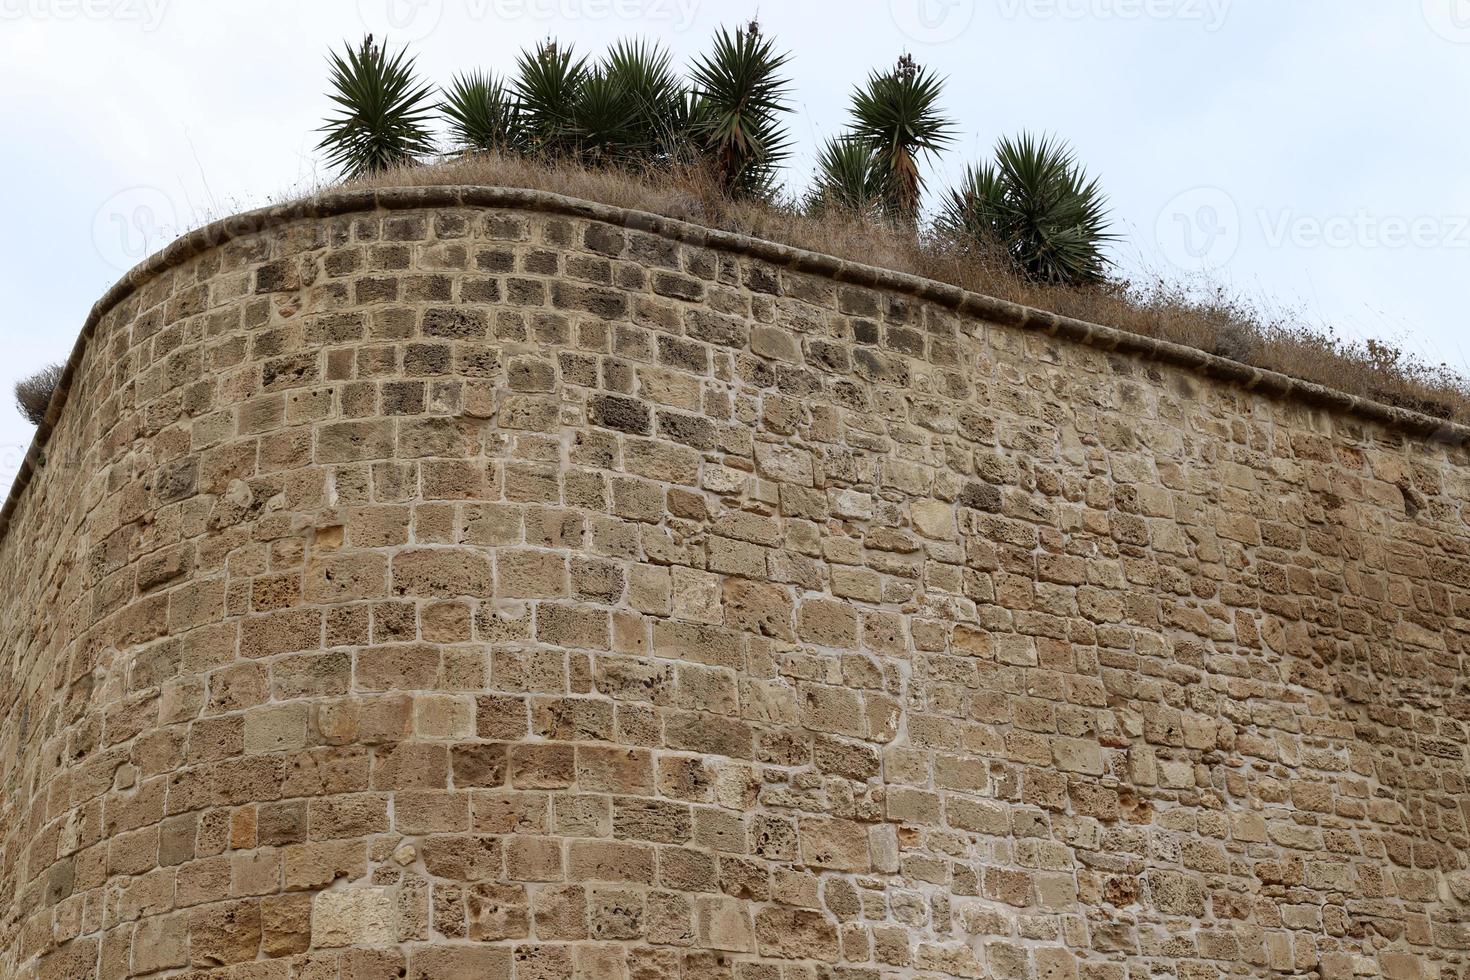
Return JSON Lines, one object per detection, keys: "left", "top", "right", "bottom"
{"left": 939, "top": 133, "right": 1116, "bottom": 285}
{"left": 846, "top": 54, "right": 955, "bottom": 220}
{"left": 442, "top": 70, "right": 518, "bottom": 154}
{"left": 501, "top": 38, "right": 695, "bottom": 167}
{"left": 513, "top": 40, "right": 589, "bottom": 158}
{"left": 602, "top": 39, "right": 688, "bottom": 165}
{"left": 568, "top": 65, "right": 646, "bottom": 165}
{"left": 317, "top": 36, "right": 438, "bottom": 179}
{"left": 806, "top": 137, "right": 887, "bottom": 220}
{"left": 687, "top": 21, "right": 793, "bottom": 197}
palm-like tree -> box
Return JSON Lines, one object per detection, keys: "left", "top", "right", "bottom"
{"left": 318, "top": 35, "right": 438, "bottom": 179}
{"left": 687, "top": 21, "right": 793, "bottom": 197}
{"left": 442, "top": 71, "right": 518, "bottom": 153}
{"left": 846, "top": 54, "right": 955, "bottom": 220}
{"left": 807, "top": 137, "right": 886, "bottom": 219}
{"left": 939, "top": 133, "right": 1116, "bottom": 285}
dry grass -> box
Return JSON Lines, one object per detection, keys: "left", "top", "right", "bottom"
{"left": 345, "top": 152, "right": 1470, "bottom": 424}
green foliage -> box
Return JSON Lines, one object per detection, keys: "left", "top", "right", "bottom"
{"left": 807, "top": 137, "right": 886, "bottom": 219}
{"left": 845, "top": 55, "right": 955, "bottom": 219}
{"left": 512, "top": 40, "right": 589, "bottom": 157}
{"left": 569, "top": 64, "right": 645, "bottom": 163}
{"left": 602, "top": 39, "right": 688, "bottom": 162}
{"left": 317, "top": 29, "right": 794, "bottom": 191}
{"left": 687, "top": 21, "right": 793, "bottom": 197}
{"left": 442, "top": 71, "right": 518, "bottom": 153}
{"left": 313, "top": 34, "right": 1114, "bottom": 291}
{"left": 940, "top": 133, "right": 1116, "bottom": 285}
{"left": 503, "top": 38, "right": 690, "bottom": 166}
{"left": 317, "top": 36, "right": 438, "bottom": 179}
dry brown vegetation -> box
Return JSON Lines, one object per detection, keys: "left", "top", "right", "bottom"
{"left": 13, "top": 364, "right": 63, "bottom": 426}
{"left": 346, "top": 152, "right": 1470, "bottom": 424}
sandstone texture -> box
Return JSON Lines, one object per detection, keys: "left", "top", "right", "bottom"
{"left": 1, "top": 188, "right": 1469, "bottom": 979}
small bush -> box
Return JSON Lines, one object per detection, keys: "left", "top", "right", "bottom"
{"left": 15, "top": 363, "right": 63, "bottom": 426}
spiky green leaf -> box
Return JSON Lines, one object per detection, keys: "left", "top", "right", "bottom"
{"left": 806, "top": 137, "right": 887, "bottom": 219}
{"left": 442, "top": 70, "right": 519, "bottom": 153}
{"left": 571, "top": 64, "right": 645, "bottom": 164}
{"left": 603, "top": 38, "right": 688, "bottom": 159}
{"left": 513, "top": 39, "right": 589, "bottom": 157}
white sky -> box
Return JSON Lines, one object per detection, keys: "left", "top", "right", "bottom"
{"left": 2, "top": 0, "right": 1469, "bottom": 488}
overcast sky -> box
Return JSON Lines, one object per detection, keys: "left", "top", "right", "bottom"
{"left": 2, "top": 0, "right": 1468, "bottom": 488}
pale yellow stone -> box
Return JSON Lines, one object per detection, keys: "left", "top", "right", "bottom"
{"left": 312, "top": 888, "right": 395, "bottom": 948}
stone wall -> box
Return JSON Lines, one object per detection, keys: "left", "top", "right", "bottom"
{"left": 2, "top": 186, "right": 1469, "bottom": 980}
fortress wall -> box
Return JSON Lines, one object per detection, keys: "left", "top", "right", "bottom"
{"left": 1, "top": 187, "right": 1469, "bottom": 979}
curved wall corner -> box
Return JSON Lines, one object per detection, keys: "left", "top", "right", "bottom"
{"left": 3, "top": 187, "right": 1470, "bottom": 979}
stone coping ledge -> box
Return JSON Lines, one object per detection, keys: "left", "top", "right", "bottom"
{"left": 5, "top": 183, "right": 1467, "bottom": 542}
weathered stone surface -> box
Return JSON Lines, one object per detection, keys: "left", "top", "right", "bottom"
{"left": 2, "top": 195, "right": 1468, "bottom": 980}
{"left": 312, "top": 887, "right": 396, "bottom": 948}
